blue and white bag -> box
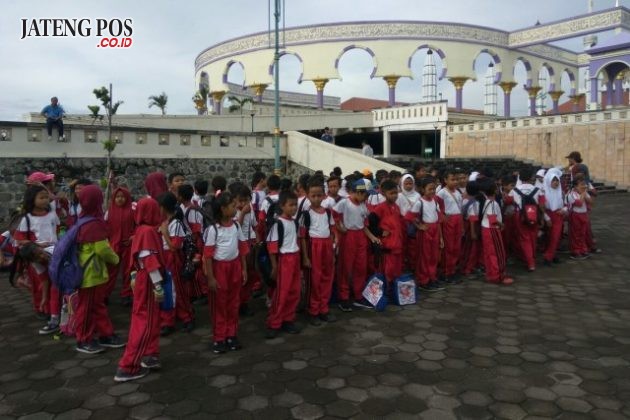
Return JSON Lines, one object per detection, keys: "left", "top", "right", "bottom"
{"left": 159, "top": 271, "right": 176, "bottom": 311}
{"left": 393, "top": 273, "right": 417, "bottom": 306}
{"left": 362, "top": 273, "right": 388, "bottom": 312}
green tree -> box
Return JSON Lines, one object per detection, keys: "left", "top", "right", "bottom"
{"left": 93, "top": 86, "right": 123, "bottom": 116}
{"left": 148, "top": 92, "right": 168, "bottom": 115}
{"left": 87, "top": 105, "right": 102, "bottom": 124}
{"left": 227, "top": 95, "right": 253, "bottom": 114}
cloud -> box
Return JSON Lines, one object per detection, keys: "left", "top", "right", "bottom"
{"left": 0, "top": 0, "right": 616, "bottom": 121}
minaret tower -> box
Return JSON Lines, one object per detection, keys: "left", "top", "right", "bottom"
{"left": 422, "top": 50, "right": 438, "bottom": 102}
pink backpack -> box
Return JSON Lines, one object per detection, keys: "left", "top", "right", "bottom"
{"left": 59, "top": 292, "right": 79, "bottom": 336}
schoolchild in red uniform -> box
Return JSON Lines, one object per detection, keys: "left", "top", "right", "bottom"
{"left": 204, "top": 191, "right": 249, "bottom": 353}
{"left": 370, "top": 180, "right": 404, "bottom": 285}
{"left": 115, "top": 197, "right": 165, "bottom": 382}
{"left": 333, "top": 180, "right": 381, "bottom": 311}
{"left": 265, "top": 191, "right": 302, "bottom": 338}
{"left": 144, "top": 172, "right": 168, "bottom": 200}
{"left": 542, "top": 168, "right": 567, "bottom": 265}
{"left": 14, "top": 185, "right": 61, "bottom": 333}
{"left": 300, "top": 178, "right": 338, "bottom": 326}
{"left": 106, "top": 187, "right": 135, "bottom": 304}
{"left": 233, "top": 185, "right": 260, "bottom": 316}
{"left": 461, "top": 181, "right": 482, "bottom": 278}
{"left": 436, "top": 169, "right": 464, "bottom": 283}
{"left": 500, "top": 175, "right": 519, "bottom": 259}
{"left": 566, "top": 178, "right": 593, "bottom": 260}
{"left": 156, "top": 192, "right": 194, "bottom": 335}
{"left": 510, "top": 168, "right": 548, "bottom": 272}
{"left": 406, "top": 177, "right": 443, "bottom": 292}
{"left": 477, "top": 178, "right": 514, "bottom": 285}
{"left": 178, "top": 184, "right": 207, "bottom": 303}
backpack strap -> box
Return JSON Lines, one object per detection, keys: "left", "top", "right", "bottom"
{"left": 276, "top": 219, "right": 285, "bottom": 249}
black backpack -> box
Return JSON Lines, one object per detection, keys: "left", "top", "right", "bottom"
{"left": 514, "top": 188, "right": 541, "bottom": 226}
{"left": 179, "top": 220, "right": 198, "bottom": 281}
{"left": 264, "top": 197, "right": 281, "bottom": 234}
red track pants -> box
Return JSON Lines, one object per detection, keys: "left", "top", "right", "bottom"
{"left": 569, "top": 212, "right": 589, "bottom": 255}
{"left": 543, "top": 210, "right": 564, "bottom": 262}
{"left": 482, "top": 226, "right": 507, "bottom": 283}
{"left": 442, "top": 215, "right": 463, "bottom": 277}
{"left": 118, "top": 270, "right": 160, "bottom": 374}
{"left": 209, "top": 258, "right": 242, "bottom": 342}
{"left": 75, "top": 283, "right": 115, "bottom": 343}
{"left": 267, "top": 252, "right": 301, "bottom": 329}
{"left": 307, "top": 237, "right": 334, "bottom": 316}
{"left": 415, "top": 223, "right": 440, "bottom": 285}
{"left": 337, "top": 230, "right": 368, "bottom": 301}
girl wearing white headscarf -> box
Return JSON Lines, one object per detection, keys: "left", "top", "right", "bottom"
{"left": 396, "top": 174, "right": 420, "bottom": 216}
{"left": 542, "top": 167, "right": 566, "bottom": 265}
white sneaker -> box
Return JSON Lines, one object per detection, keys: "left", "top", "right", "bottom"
{"left": 47, "top": 136, "right": 52, "bottom": 141}
{"left": 60, "top": 135, "right": 66, "bottom": 142}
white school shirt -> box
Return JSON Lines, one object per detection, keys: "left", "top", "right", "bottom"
{"left": 296, "top": 196, "right": 311, "bottom": 218}
{"left": 301, "top": 208, "right": 334, "bottom": 239}
{"left": 333, "top": 198, "right": 369, "bottom": 230}
{"left": 322, "top": 196, "right": 342, "bottom": 210}
{"left": 437, "top": 188, "right": 463, "bottom": 215}
{"left": 396, "top": 191, "right": 420, "bottom": 216}
{"left": 366, "top": 193, "right": 386, "bottom": 207}
{"left": 162, "top": 219, "right": 186, "bottom": 250}
{"left": 566, "top": 191, "right": 589, "bottom": 214}
{"left": 464, "top": 199, "right": 480, "bottom": 221}
{"left": 252, "top": 189, "right": 267, "bottom": 211}
{"left": 203, "top": 222, "right": 246, "bottom": 261}
{"left": 510, "top": 183, "right": 544, "bottom": 210}
{"left": 480, "top": 200, "right": 502, "bottom": 228}
{"left": 181, "top": 204, "right": 204, "bottom": 229}
{"left": 267, "top": 217, "right": 300, "bottom": 253}
{"left": 235, "top": 209, "right": 256, "bottom": 240}
{"left": 410, "top": 198, "right": 440, "bottom": 223}
{"left": 17, "top": 212, "right": 60, "bottom": 244}
{"left": 259, "top": 193, "right": 279, "bottom": 215}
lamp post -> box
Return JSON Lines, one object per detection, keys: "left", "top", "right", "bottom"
{"left": 248, "top": 101, "right": 255, "bottom": 133}
{"left": 272, "top": 0, "right": 281, "bottom": 174}
{"left": 432, "top": 122, "right": 439, "bottom": 162}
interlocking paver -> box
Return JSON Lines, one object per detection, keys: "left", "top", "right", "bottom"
{"left": 0, "top": 195, "right": 628, "bottom": 418}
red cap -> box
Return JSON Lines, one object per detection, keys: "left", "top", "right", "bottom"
{"left": 27, "top": 171, "right": 55, "bottom": 184}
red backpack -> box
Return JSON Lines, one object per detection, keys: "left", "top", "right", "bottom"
{"left": 514, "top": 188, "right": 540, "bottom": 226}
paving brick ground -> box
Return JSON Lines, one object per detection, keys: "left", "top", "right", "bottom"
{"left": 0, "top": 195, "right": 629, "bottom": 419}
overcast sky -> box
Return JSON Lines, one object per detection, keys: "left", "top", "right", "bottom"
{"left": 0, "top": 0, "right": 624, "bottom": 121}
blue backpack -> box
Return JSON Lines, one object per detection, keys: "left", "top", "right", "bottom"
{"left": 392, "top": 273, "right": 417, "bottom": 306}
{"left": 362, "top": 273, "right": 388, "bottom": 312}
{"left": 49, "top": 217, "right": 96, "bottom": 295}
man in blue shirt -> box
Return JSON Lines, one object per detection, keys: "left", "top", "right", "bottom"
{"left": 320, "top": 127, "right": 334, "bottom": 144}
{"left": 41, "top": 97, "right": 65, "bottom": 141}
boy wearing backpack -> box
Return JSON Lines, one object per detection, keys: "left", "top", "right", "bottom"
{"left": 178, "top": 184, "right": 207, "bottom": 301}
{"left": 256, "top": 174, "right": 281, "bottom": 241}
{"left": 69, "top": 185, "right": 125, "bottom": 353}
{"left": 265, "top": 191, "right": 301, "bottom": 338}
{"left": 510, "top": 168, "right": 549, "bottom": 272}
{"left": 300, "top": 179, "right": 337, "bottom": 326}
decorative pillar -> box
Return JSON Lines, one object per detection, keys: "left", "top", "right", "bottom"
{"left": 499, "top": 81, "right": 517, "bottom": 118}
{"left": 251, "top": 84, "right": 268, "bottom": 103}
{"left": 590, "top": 77, "right": 600, "bottom": 110}
{"left": 382, "top": 129, "right": 391, "bottom": 158}
{"left": 383, "top": 75, "right": 401, "bottom": 107}
{"left": 614, "top": 71, "right": 625, "bottom": 107}
{"left": 211, "top": 90, "right": 226, "bottom": 115}
{"left": 525, "top": 86, "right": 542, "bottom": 116}
{"left": 548, "top": 90, "right": 564, "bottom": 115}
{"left": 313, "top": 78, "right": 329, "bottom": 110}
{"left": 449, "top": 77, "right": 469, "bottom": 112}
{"left": 606, "top": 79, "right": 614, "bottom": 107}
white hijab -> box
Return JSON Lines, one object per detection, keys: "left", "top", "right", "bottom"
{"left": 543, "top": 168, "right": 564, "bottom": 211}
{"left": 397, "top": 174, "right": 420, "bottom": 215}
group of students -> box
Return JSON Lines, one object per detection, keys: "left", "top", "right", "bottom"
{"left": 0, "top": 156, "right": 598, "bottom": 382}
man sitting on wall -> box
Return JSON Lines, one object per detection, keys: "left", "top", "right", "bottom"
{"left": 41, "top": 96, "right": 66, "bottom": 141}
{"left": 320, "top": 127, "right": 334, "bottom": 144}
{"left": 362, "top": 140, "right": 374, "bottom": 158}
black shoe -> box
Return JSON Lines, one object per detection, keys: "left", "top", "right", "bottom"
{"left": 430, "top": 282, "right": 445, "bottom": 291}
{"left": 120, "top": 296, "right": 133, "bottom": 307}
{"left": 418, "top": 284, "right": 432, "bottom": 292}
{"left": 319, "top": 313, "right": 337, "bottom": 323}
{"left": 527, "top": 266, "right": 536, "bottom": 272}
{"left": 39, "top": 318, "right": 60, "bottom": 335}
{"left": 309, "top": 315, "right": 322, "bottom": 326}
{"left": 543, "top": 260, "right": 553, "bottom": 267}
{"left": 265, "top": 328, "right": 279, "bottom": 339}
{"left": 226, "top": 336, "right": 242, "bottom": 351}
{"left": 581, "top": 253, "right": 591, "bottom": 259}
{"left": 352, "top": 299, "right": 371, "bottom": 309}
{"left": 160, "top": 326, "right": 175, "bottom": 337}
{"left": 552, "top": 257, "right": 561, "bottom": 264}
{"left": 211, "top": 341, "right": 227, "bottom": 354}
{"left": 193, "top": 296, "right": 208, "bottom": 305}
{"left": 570, "top": 254, "right": 586, "bottom": 260}
{"left": 98, "top": 334, "right": 126, "bottom": 349}
{"left": 239, "top": 303, "right": 254, "bottom": 317}
{"left": 252, "top": 289, "right": 265, "bottom": 299}
{"left": 76, "top": 341, "right": 105, "bottom": 355}
{"left": 182, "top": 321, "right": 195, "bottom": 333}
{"left": 35, "top": 311, "right": 49, "bottom": 321}
{"left": 590, "top": 248, "right": 602, "bottom": 254}
{"left": 140, "top": 356, "right": 161, "bottom": 369}
{"left": 281, "top": 322, "right": 301, "bottom": 334}
{"left": 337, "top": 301, "right": 353, "bottom": 312}
{"left": 114, "top": 367, "right": 149, "bottom": 383}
